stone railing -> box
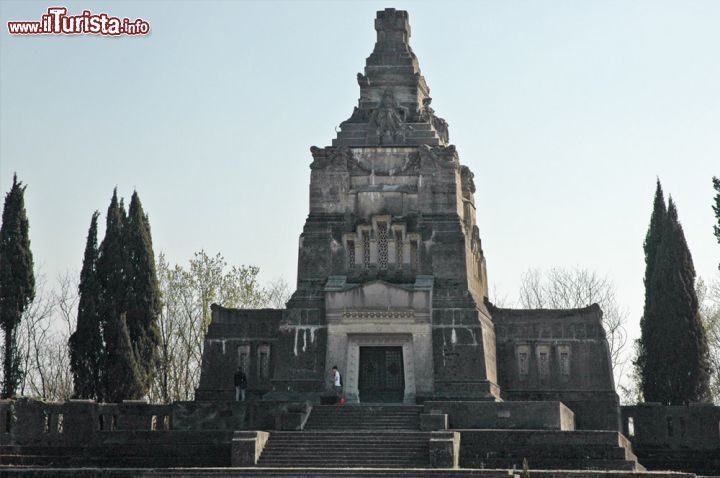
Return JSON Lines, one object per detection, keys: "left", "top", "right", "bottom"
{"left": 0, "top": 398, "right": 173, "bottom": 446}
{"left": 0, "top": 397, "right": 312, "bottom": 448}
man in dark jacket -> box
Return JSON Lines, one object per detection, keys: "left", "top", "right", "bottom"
{"left": 234, "top": 367, "right": 247, "bottom": 401}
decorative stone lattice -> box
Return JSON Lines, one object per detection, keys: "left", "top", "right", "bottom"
{"left": 347, "top": 240, "right": 355, "bottom": 268}
{"left": 362, "top": 231, "right": 371, "bottom": 268}
{"left": 377, "top": 222, "right": 388, "bottom": 269}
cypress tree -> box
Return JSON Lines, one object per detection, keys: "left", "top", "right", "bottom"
{"left": 0, "top": 174, "right": 35, "bottom": 398}
{"left": 643, "top": 180, "right": 667, "bottom": 296}
{"left": 124, "top": 191, "right": 161, "bottom": 394}
{"left": 636, "top": 181, "right": 666, "bottom": 400}
{"left": 104, "top": 311, "right": 144, "bottom": 402}
{"left": 69, "top": 212, "right": 104, "bottom": 399}
{"left": 638, "top": 188, "right": 711, "bottom": 404}
{"left": 97, "top": 190, "right": 143, "bottom": 401}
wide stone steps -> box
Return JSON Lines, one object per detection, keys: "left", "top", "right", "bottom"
{"left": 0, "top": 469, "right": 703, "bottom": 478}
{"left": 304, "top": 405, "right": 422, "bottom": 430}
{"left": 459, "top": 430, "right": 643, "bottom": 471}
{"left": 0, "top": 469, "right": 520, "bottom": 478}
{"left": 256, "top": 431, "right": 431, "bottom": 468}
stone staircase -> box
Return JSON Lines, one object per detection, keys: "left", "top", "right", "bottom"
{"left": 0, "top": 469, "right": 523, "bottom": 478}
{"left": 304, "top": 404, "right": 422, "bottom": 430}
{"left": 0, "top": 405, "right": 650, "bottom": 474}
{"left": 257, "top": 405, "right": 430, "bottom": 467}
{"left": 256, "top": 430, "right": 432, "bottom": 468}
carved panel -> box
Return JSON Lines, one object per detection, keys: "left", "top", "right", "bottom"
{"left": 417, "top": 144, "right": 459, "bottom": 170}
{"left": 309, "top": 146, "right": 356, "bottom": 171}
{"left": 341, "top": 311, "right": 415, "bottom": 320}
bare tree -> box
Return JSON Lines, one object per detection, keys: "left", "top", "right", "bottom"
{"left": 15, "top": 271, "right": 78, "bottom": 401}
{"left": 0, "top": 253, "right": 288, "bottom": 405}
{"left": 518, "top": 267, "right": 629, "bottom": 382}
{"left": 698, "top": 275, "right": 720, "bottom": 403}
{"left": 16, "top": 274, "right": 53, "bottom": 397}
{"left": 490, "top": 283, "right": 512, "bottom": 308}
{"left": 266, "top": 277, "right": 291, "bottom": 309}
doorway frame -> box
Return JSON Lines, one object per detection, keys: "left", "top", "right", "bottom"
{"left": 358, "top": 345, "right": 406, "bottom": 403}
{"left": 345, "top": 333, "right": 416, "bottom": 404}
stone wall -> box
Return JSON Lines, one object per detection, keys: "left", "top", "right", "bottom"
{"left": 492, "top": 304, "right": 620, "bottom": 430}
{"left": 196, "top": 305, "right": 282, "bottom": 400}
{"left": 424, "top": 400, "right": 575, "bottom": 430}
{"left": 621, "top": 403, "right": 720, "bottom": 474}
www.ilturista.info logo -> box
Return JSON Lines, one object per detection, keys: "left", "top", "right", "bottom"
{"left": 7, "top": 7, "right": 150, "bottom": 36}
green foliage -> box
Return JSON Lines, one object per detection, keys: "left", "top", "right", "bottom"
{"left": 637, "top": 184, "right": 711, "bottom": 404}
{"left": 150, "top": 251, "right": 287, "bottom": 403}
{"left": 186, "top": 251, "right": 268, "bottom": 332}
{"left": 0, "top": 174, "right": 35, "bottom": 398}
{"left": 69, "top": 212, "right": 104, "bottom": 399}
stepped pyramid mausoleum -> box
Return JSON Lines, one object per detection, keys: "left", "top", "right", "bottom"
{"left": 196, "top": 7, "right": 619, "bottom": 432}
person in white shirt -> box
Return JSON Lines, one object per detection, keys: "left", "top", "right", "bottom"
{"left": 331, "top": 365, "right": 342, "bottom": 399}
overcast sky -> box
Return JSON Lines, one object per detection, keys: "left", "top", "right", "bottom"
{"left": 2, "top": 0, "right": 719, "bottom": 379}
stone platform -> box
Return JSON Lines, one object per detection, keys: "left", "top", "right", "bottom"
{"left": 424, "top": 401, "right": 575, "bottom": 430}
{"left": 458, "top": 429, "right": 642, "bottom": 471}
{"left": 0, "top": 468, "right": 699, "bottom": 478}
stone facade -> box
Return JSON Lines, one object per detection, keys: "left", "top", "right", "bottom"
{"left": 493, "top": 304, "right": 620, "bottom": 430}
{"left": 195, "top": 8, "right": 617, "bottom": 428}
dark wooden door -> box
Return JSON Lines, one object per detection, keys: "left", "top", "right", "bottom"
{"left": 358, "top": 346, "right": 404, "bottom": 402}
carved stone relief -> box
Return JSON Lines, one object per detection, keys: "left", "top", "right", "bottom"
{"left": 461, "top": 165, "right": 476, "bottom": 198}
{"left": 419, "top": 97, "right": 449, "bottom": 144}
{"left": 368, "top": 90, "right": 410, "bottom": 144}
{"left": 417, "top": 144, "right": 459, "bottom": 170}
{"left": 310, "top": 146, "right": 356, "bottom": 171}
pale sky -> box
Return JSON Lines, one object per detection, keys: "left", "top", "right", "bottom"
{"left": 2, "top": 0, "right": 719, "bottom": 380}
